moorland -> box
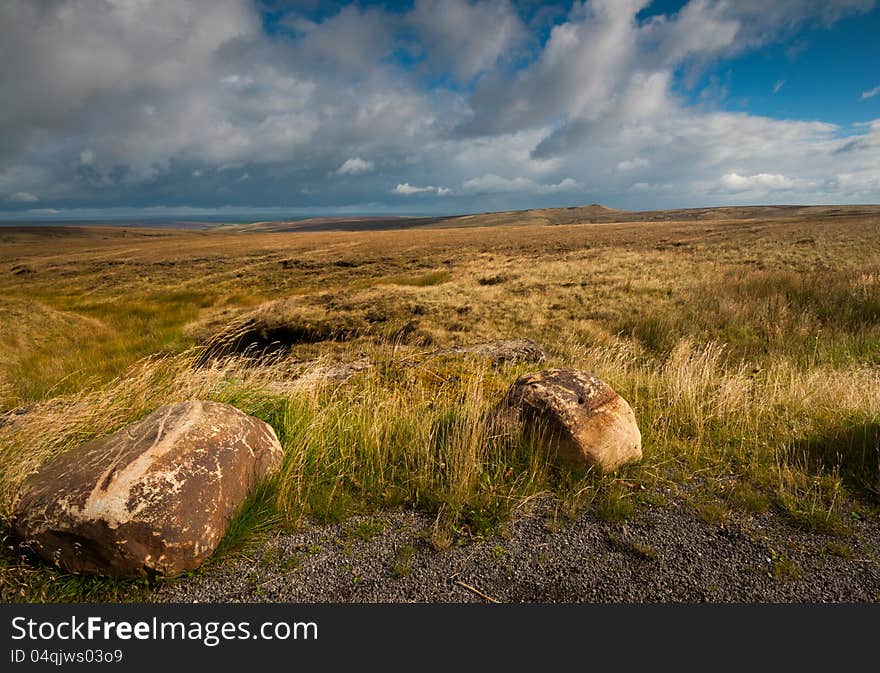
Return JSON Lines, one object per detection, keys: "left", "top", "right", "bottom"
{"left": 1, "top": 204, "right": 879, "bottom": 601}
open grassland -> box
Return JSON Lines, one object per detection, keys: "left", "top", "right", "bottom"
{"left": 1, "top": 208, "right": 878, "bottom": 600}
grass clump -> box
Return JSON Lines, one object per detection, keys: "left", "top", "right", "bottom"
{"left": 593, "top": 482, "right": 637, "bottom": 522}
{"left": 393, "top": 544, "right": 417, "bottom": 577}
{"left": 348, "top": 519, "right": 385, "bottom": 542}
{"left": 724, "top": 482, "right": 773, "bottom": 514}
{"left": 770, "top": 551, "right": 803, "bottom": 582}
{"left": 387, "top": 270, "right": 451, "bottom": 287}
{"left": 822, "top": 541, "right": 855, "bottom": 559}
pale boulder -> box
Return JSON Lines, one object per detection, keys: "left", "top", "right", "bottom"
{"left": 498, "top": 369, "right": 641, "bottom": 471}
{"left": 14, "top": 400, "right": 283, "bottom": 577}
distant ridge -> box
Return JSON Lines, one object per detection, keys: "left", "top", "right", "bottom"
{"left": 10, "top": 204, "right": 876, "bottom": 233}
{"left": 236, "top": 204, "right": 880, "bottom": 233}
{"left": 234, "top": 215, "right": 447, "bottom": 233}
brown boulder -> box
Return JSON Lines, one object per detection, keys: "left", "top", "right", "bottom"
{"left": 498, "top": 369, "right": 641, "bottom": 471}
{"left": 14, "top": 400, "right": 283, "bottom": 577}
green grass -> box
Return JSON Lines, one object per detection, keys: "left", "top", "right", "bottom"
{"left": 348, "top": 519, "right": 385, "bottom": 541}
{"left": 593, "top": 482, "right": 637, "bottom": 522}
{"left": 393, "top": 544, "right": 417, "bottom": 577}
{"left": 725, "top": 482, "right": 773, "bottom": 514}
{"left": 211, "top": 480, "right": 281, "bottom": 560}
{"left": 1, "top": 290, "right": 214, "bottom": 406}
{"left": 386, "top": 270, "right": 451, "bottom": 287}
{"left": 615, "top": 269, "right": 880, "bottom": 365}
{"left": 822, "top": 541, "right": 856, "bottom": 559}
{"left": 770, "top": 551, "right": 803, "bottom": 582}
{"left": 606, "top": 531, "right": 658, "bottom": 560}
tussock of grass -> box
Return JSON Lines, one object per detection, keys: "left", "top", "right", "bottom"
{"left": 386, "top": 270, "right": 451, "bottom": 287}
{"left": 617, "top": 269, "right": 880, "bottom": 363}
{"left": 0, "top": 560, "right": 151, "bottom": 603}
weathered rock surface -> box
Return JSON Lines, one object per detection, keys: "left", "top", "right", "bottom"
{"left": 498, "top": 369, "right": 641, "bottom": 471}
{"left": 14, "top": 400, "right": 283, "bottom": 577}
{"left": 433, "top": 338, "right": 546, "bottom": 364}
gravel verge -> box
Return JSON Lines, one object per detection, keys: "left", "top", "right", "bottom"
{"left": 154, "top": 498, "right": 880, "bottom": 603}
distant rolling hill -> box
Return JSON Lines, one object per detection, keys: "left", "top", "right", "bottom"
{"left": 236, "top": 203, "right": 880, "bottom": 233}
{"left": 6, "top": 204, "right": 878, "bottom": 235}
{"left": 234, "top": 215, "right": 449, "bottom": 233}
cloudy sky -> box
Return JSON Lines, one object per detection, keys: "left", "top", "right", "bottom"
{"left": 1, "top": 0, "right": 879, "bottom": 220}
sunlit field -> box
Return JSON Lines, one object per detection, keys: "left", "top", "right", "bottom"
{"left": 1, "top": 206, "right": 878, "bottom": 600}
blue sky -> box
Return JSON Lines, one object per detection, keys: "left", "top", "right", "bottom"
{"left": 686, "top": 9, "right": 880, "bottom": 126}
{"left": 1, "top": 0, "right": 878, "bottom": 220}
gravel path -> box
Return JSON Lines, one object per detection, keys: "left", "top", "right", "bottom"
{"left": 155, "top": 498, "right": 880, "bottom": 603}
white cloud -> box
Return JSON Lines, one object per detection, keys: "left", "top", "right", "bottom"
{"left": 282, "top": 5, "right": 396, "bottom": 73}
{"left": 0, "top": 0, "right": 878, "bottom": 213}
{"left": 394, "top": 182, "right": 450, "bottom": 195}
{"left": 642, "top": 0, "right": 740, "bottom": 64}
{"left": 0, "top": 0, "right": 259, "bottom": 157}
{"left": 407, "top": 0, "right": 526, "bottom": 80}
{"left": 644, "top": 0, "right": 876, "bottom": 63}
{"left": 462, "top": 0, "right": 651, "bottom": 138}
{"left": 395, "top": 182, "right": 431, "bottom": 194}
{"left": 334, "top": 157, "right": 375, "bottom": 175}
{"left": 616, "top": 157, "right": 650, "bottom": 172}
{"left": 8, "top": 191, "right": 38, "bottom": 202}
{"left": 861, "top": 85, "right": 880, "bottom": 100}
{"left": 719, "top": 172, "right": 806, "bottom": 192}
{"left": 629, "top": 181, "right": 674, "bottom": 193}
{"left": 462, "top": 174, "right": 582, "bottom": 195}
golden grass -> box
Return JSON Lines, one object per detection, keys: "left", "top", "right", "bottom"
{"left": 1, "top": 335, "right": 876, "bottom": 530}
{"left": 0, "top": 210, "right": 878, "bottom": 599}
